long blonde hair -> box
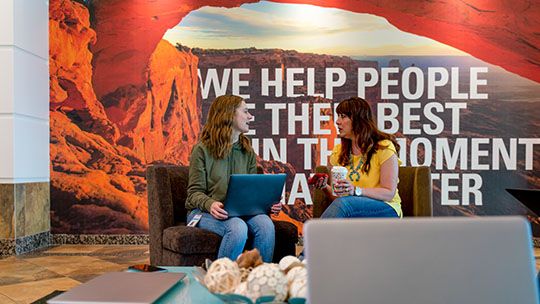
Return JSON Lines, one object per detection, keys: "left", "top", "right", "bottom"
{"left": 200, "top": 95, "right": 253, "bottom": 159}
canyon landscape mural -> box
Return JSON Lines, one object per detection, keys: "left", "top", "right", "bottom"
{"left": 50, "top": 0, "right": 539, "bottom": 235}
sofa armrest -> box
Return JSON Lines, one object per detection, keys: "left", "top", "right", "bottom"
{"left": 147, "top": 165, "right": 176, "bottom": 265}
{"left": 312, "top": 166, "right": 331, "bottom": 218}
{"left": 413, "top": 166, "right": 433, "bottom": 217}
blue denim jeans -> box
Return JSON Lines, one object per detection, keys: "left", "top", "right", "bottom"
{"left": 187, "top": 210, "right": 275, "bottom": 262}
{"left": 321, "top": 196, "right": 399, "bottom": 219}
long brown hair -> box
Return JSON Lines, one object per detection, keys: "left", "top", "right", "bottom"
{"left": 200, "top": 95, "right": 252, "bottom": 159}
{"left": 336, "top": 97, "right": 400, "bottom": 173}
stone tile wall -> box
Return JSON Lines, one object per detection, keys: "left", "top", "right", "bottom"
{"left": 0, "top": 182, "right": 50, "bottom": 256}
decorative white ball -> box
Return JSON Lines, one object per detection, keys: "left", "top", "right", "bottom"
{"left": 278, "top": 255, "right": 301, "bottom": 272}
{"left": 289, "top": 277, "right": 308, "bottom": 298}
{"left": 246, "top": 263, "right": 288, "bottom": 302}
{"left": 286, "top": 266, "right": 307, "bottom": 284}
{"left": 204, "top": 258, "right": 241, "bottom": 294}
{"left": 233, "top": 281, "right": 248, "bottom": 296}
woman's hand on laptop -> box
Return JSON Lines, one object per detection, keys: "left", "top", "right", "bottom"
{"left": 210, "top": 201, "right": 228, "bottom": 220}
{"left": 271, "top": 202, "right": 282, "bottom": 215}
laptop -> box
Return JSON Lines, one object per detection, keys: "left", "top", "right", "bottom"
{"left": 304, "top": 217, "right": 539, "bottom": 304}
{"left": 507, "top": 188, "right": 540, "bottom": 215}
{"left": 224, "top": 174, "right": 286, "bottom": 217}
{"left": 48, "top": 272, "right": 185, "bottom": 304}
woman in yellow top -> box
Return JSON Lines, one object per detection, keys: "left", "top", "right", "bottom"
{"left": 313, "top": 97, "right": 402, "bottom": 218}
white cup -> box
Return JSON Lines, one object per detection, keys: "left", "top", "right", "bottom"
{"left": 331, "top": 166, "right": 348, "bottom": 196}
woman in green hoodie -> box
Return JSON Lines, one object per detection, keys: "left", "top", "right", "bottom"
{"left": 186, "top": 95, "right": 282, "bottom": 262}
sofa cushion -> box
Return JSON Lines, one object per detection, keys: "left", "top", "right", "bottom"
{"left": 163, "top": 221, "right": 298, "bottom": 256}
{"left": 274, "top": 220, "right": 298, "bottom": 240}
{"left": 163, "top": 226, "right": 221, "bottom": 254}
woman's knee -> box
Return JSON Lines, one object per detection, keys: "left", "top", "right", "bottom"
{"left": 251, "top": 214, "right": 275, "bottom": 232}
{"left": 330, "top": 196, "right": 354, "bottom": 211}
{"left": 323, "top": 196, "right": 379, "bottom": 218}
{"left": 224, "top": 217, "right": 248, "bottom": 241}
{"left": 321, "top": 197, "right": 351, "bottom": 218}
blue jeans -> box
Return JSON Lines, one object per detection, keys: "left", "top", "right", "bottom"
{"left": 187, "top": 210, "right": 275, "bottom": 262}
{"left": 321, "top": 196, "right": 398, "bottom": 218}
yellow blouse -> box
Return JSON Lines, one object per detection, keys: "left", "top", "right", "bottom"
{"left": 330, "top": 139, "right": 403, "bottom": 217}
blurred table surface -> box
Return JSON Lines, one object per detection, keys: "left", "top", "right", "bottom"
{"left": 156, "top": 266, "right": 222, "bottom": 304}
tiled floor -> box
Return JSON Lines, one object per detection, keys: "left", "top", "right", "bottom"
{"left": 0, "top": 245, "right": 149, "bottom": 303}
{"left": 1, "top": 245, "right": 540, "bottom": 303}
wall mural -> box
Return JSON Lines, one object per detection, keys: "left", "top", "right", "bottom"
{"left": 49, "top": 0, "right": 540, "bottom": 235}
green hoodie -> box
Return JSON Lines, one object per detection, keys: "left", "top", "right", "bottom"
{"left": 186, "top": 141, "right": 257, "bottom": 212}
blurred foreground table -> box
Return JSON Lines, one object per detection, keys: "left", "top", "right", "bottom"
{"left": 156, "top": 266, "right": 222, "bottom": 304}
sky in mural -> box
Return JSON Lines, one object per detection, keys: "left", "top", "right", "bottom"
{"left": 163, "top": 1, "right": 468, "bottom": 56}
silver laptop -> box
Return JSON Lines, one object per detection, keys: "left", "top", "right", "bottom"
{"left": 48, "top": 272, "right": 185, "bottom": 304}
{"left": 304, "top": 217, "right": 539, "bottom": 304}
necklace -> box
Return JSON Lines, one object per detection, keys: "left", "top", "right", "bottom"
{"left": 348, "top": 152, "right": 365, "bottom": 182}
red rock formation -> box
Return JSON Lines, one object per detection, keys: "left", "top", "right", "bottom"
{"left": 50, "top": 0, "right": 201, "bottom": 234}
{"left": 90, "top": 0, "right": 258, "bottom": 99}
{"left": 102, "top": 40, "right": 200, "bottom": 164}
{"left": 50, "top": 0, "right": 149, "bottom": 233}
{"left": 90, "top": 0, "right": 540, "bottom": 100}
{"left": 49, "top": 0, "right": 119, "bottom": 143}
{"left": 50, "top": 111, "right": 148, "bottom": 234}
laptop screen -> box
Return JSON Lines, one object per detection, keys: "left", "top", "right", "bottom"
{"left": 305, "top": 217, "right": 539, "bottom": 304}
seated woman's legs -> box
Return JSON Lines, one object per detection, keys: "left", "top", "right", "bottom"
{"left": 321, "top": 196, "right": 398, "bottom": 218}
{"left": 188, "top": 210, "right": 248, "bottom": 260}
{"left": 244, "top": 214, "right": 275, "bottom": 263}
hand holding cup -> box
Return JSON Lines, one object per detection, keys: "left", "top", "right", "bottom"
{"left": 334, "top": 179, "right": 354, "bottom": 196}
{"left": 331, "top": 166, "right": 349, "bottom": 196}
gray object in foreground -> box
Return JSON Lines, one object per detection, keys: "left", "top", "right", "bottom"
{"left": 48, "top": 272, "right": 185, "bottom": 304}
{"left": 305, "top": 216, "right": 539, "bottom": 304}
